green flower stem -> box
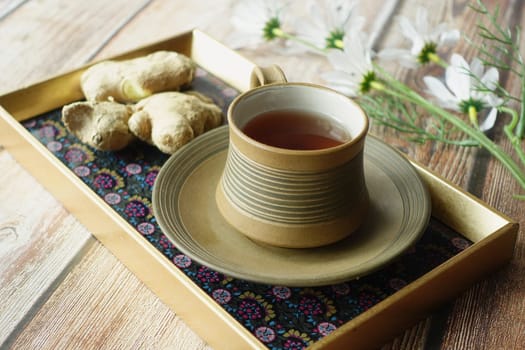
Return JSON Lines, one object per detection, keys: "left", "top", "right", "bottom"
{"left": 500, "top": 106, "right": 525, "bottom": 168}
{"left": 379, "top": 77, "right": 525, "bottom": 192}
{"left": 517, "top": 74, "right": 525, "bottom": 138}
{"left": 272, "top": 29, "right": 326, "bottom": 53}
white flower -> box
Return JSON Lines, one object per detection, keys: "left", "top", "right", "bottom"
{"left": 228, "top": 0, "right": 288, "bottom": 49}
{"left": 322, "top": 31, "right": 375, "bottom": 96}
{"left": 423, "top": 53, "right": 502, "bottom": 131}
{"left": 292, "top": 0, "right": 364, "bottom": 51}
{"left": 379, "top": 7, "right": 460, "bottom": 68}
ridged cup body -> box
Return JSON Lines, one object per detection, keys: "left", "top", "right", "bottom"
{"left": 216, "top": 83, "right": 369, "bottom": 248}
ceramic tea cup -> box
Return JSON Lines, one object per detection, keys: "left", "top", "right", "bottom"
{"left": 215, "top": 66, "right": 369, "bottom": 248}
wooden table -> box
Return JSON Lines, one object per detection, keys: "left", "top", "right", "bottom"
{"left": 1, "top": 0, "right": 523, "bottom": 349}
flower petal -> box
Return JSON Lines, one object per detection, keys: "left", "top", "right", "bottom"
{"left": 322, "top": 71, "right": 359, "bottom": 96}
{"left": 408, "top": 34, "right": 425, "bottom": 56}
{"left": 481, "top": 67, "right": 499, "bottom": 91}
{"left": 439, "top": 29, "right": 460, "bottom": 47}
{"left": 343, "top": 15, "right": 365, "bottom": 34}
{"left": 415, "top": 7, "right": 429, "bottom": 34}
{"left": 424, "top": 76, "right": 460, "bottom": 110}
{"left": 326, "top": 49, "right": 350, "bottom": 71}
{"left": 446, "top": 54, "right": 471, "bottom": 100}
{"left": 399, "top": 16, "right": 420, "bottom": 43}
{"left": 343, "top": 32, "right": 372, "bottom": 73}
{"left": 485, "top": 93, "right": 503, "bottom": 108}
{"left": 479, "top": 107, "right": 498, "bottom": 131}
{"left": 378, "top": 48, "right": 419, "bottom": 68}
{"left": 470, "top": 57, "right": 484, "bottom": 78}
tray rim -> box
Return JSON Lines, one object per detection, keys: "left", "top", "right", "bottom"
{"left": 0, "top": 29, "right": 518, "bottom": 350}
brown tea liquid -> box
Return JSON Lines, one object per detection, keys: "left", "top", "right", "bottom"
{"left": 242, "top": 110, "right": 349, "bottom": 150}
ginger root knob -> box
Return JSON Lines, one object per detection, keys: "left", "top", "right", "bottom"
{"left": 81, "top": 51, "right": 196, "bottom": 103}
{"left": 62, "top": 101, "right": 135, "bottom": 151}
{"left": 128, "top": 91, "right": 223, "bottom": 154}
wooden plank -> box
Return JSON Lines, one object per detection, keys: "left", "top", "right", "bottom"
{"left": 7, "top": 243, "right": 212, "bottom": 350}
{"left": 374, "top": 1, "right": 525, "bottom": 349}
{"left": 90, "top": 0, "right": 234, "bottom": 59}
{"left": 0, "top": 0, "right": 26, "bottom": 19}
{"left": 368, "top": 0, "right": 476, "bottom": 186}
{"left": 365, "top": 1, "right": 461, "bottom": 348}
{"left": 364, "top": 1, "right": 523, "bottom": 348}
{"left": 0, "top": 0, "right": 169, "bottom": 348}
{"left": 0, "top": 149, "right": 92, "bottom": 346}
{"left": 438, "top": 1, "right": 525, "bottom": 348}
{"left": 0, "top": 1, "right": 235, "bottom": 349}
{"left": 0, "top": 0, "right": 151, "bottom": 94}
{"left": 93, "top": 0, "right": 398, "bottom": 80}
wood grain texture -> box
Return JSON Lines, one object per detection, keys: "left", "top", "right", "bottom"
{"left": 7, "top": 243, "right": 212, "bottom": 350}
{"left": 0, "top": 149, "right": 92, "bottom": 346}
{"left": 0, "top": 0, "right": 523, "bottom": 349}
{"left": 90, "top": 0, "right": 236, "bottom": 60}
{"left": 375, "top": 2, "right": 460, "bottom": 348}
{"left": 378, "top": 1, "right": 525, "bottom": 349}
{"left": 0, "top": 0, "right": 26, "bottom": 19}
{"left": 0, "top": 0, "right": 151, "bottom": 94}
{"left": 0, "top": 0, "right": 211, "bottom": 349}
{"left": 437, "top": 1, "right": 525, "bottom": 349}
{"left": 370, "top": 0, "right": 475, "bottom": 173}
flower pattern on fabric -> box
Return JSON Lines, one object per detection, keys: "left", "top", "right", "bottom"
{"left": 23, "top": 66, "right": 473, "bottom": 350}
{"left": 94, "top": 169, "right": 124, "bottom": 190}
{"left": 256, "top": 326, "right": 277, "bottom": 343}
{"left": 64, "top": 144, "right": 94, "bottom": 165}
{"left": 145, "top": 166, "right": 160, "bottom": 187}
{"left": 316, "top": 322, "right": 337, "bottom": 336}
{"left": 297, "top": 289, "right": 336, "bottom": 318}
{"left": 212, "top": 288, "right": 232, "bottom": 305}
{"left": 173, "top": 254, "right": 192, "bottom": 269}
{"left": 283, "top": 330, "right": 312, "bottom": 349}
{"left": 37, "top": 120, "right": 67, "bottom": 142}
{"left": 239, "top": 292, "right": 276, "bottom": 322}
{"left": 124, "top": 195, "right": 151, "bottom": 218}
{"left": 104, "top": 192, "right": 121, "bottom": 205}
{"left": 272, "top": 286, "right": 292, "bottom": 300}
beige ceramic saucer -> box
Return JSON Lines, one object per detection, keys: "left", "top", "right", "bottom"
{"left": 153, "top": 126, "right": 431, "bottom": 287}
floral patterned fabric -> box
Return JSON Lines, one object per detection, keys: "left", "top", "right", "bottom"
{"left": 23, "top": 67, "right": 471, "bottom": 350}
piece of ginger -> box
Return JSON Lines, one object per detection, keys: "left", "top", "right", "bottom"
{"left": 81, "top": 51, "right": 196, "bottom": 103}
{"left": 128, "top": 91, "right": 223, "bottom": 154}
{"left": 62, "top": 101, "right": 135, "bottom": 151}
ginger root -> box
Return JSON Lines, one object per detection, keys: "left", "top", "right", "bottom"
{"left": 62, "top": 91, "right": 223, "bottom": 154}
{"left": 81, "top": 51, "right": 195, "bottom": 103}
{"left": 128, "top": 91, "right": 223, "bottom": 154}
{"left": 62, "top": 101, "right": 135, "bottom": 151}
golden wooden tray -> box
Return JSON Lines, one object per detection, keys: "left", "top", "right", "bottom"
{"left": 0, "top": 30, "right": 518, "bottom": 349}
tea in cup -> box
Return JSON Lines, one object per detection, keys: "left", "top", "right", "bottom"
{"left": 216, "top": 66, "right": 369, "bottom": 248}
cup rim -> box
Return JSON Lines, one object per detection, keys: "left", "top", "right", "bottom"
{"left": 227, "top": 82, "right": 369, "bottom": 155}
